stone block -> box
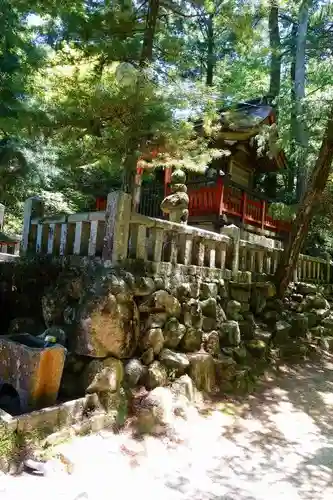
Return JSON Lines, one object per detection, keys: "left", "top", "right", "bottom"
{"left": 297, "top": 283, "right": 318, "bottom": 295}
{"left": 322, "top": 317, "right": 333, "bottom": 333}
{"left": 42, "top": 427, "right": 74, "bottom": 447}
{"left": 220, "top": 321, "right": 241, "bottom": 346}
{"left": 265, "top": 298, "right": 284, "bottom": 313}
{"left": 145, "top": 361, "right": 168, "bottom": 390}
{"left": 246, "top": 340, "right": 267, "bottom": 358}
{"left": 142, "top": 328, "right": 164, "bottom": 355}
{"left": 72, "top": 293, "right": 140, "bottom": 358}
{"left": 273, "top": 320, "right": 292, "bottom": 344}
{"left": 305, "top": 311, "right": 319, "bottom": 328}
{"left": 239, "top": 319, "right": 255, "bottom": 340}
{"left": 125, "top": 359, "right": 145, "bottom": 387}
{"left": 171, "top": 375, "right": 195, "bottom": 402}
{"left": 203, "top": 331, "right": 220, "bottom": 357}
{"left": 17, "top": 406, "right": 60, "bottom": 434}
{"left": 90, "top": 412, "right": 114, "bottom": 432}
{"left": 0, "top": 334, "right": 66, "bottom": 412}
{"left": 229, "top": 285, "right": 251, "bottom": 303}
{"left": 239, "top": 302, "right": 250, "bottom": 313}
{"left": 200, "top": 298, "right": 217, "bottom": 318}
{"left": 133, "top": 277, "right": 155, "bottom": 296}
{"left": 146, "top": 313, "right": 168, "bottom": 329}
{"left": 200, "top": 283, "right": 218, "bottom": 300}
{"left": 141, "top": 348, "right": 154, "bottom": 365}
{"left": 214, "top": 356, "right": 237, "bottom": 384}
{"left": 250, "top": 290, "right": 266, "bottom": 314}
{"left": 58, "top": 397, "right": 86, "bottom": 429}
{"left": 72, "top": 420, "right": 92, "bottom": 436}
{"left": 0, "top": 409, "right": 18, "bottom": 431}
{"left": 226, "top": 300, "right": 242, "bottom": 321}
{"left": 163, "top": 318, "right": 186, "bottom": 348}
{"left": 263, "top": 310, "right": 280, "bottom": 325}
{"left": 291, "top": 313, "right": 309, "bottom": 338}
{"left": 159, "top": 348, "right": 189, "bottom": 374}
{"left": 202, "top": 316, "right": 217, "bottom": 332}
{"left": 182, "top": 299, "right": 203, "bottom": 329}
{"left": 180, "top": 326, "right": 202, "bottom": 352}
{"left": 188, "top": 352, "right": 216, "bottom": 393}
{"left": 82, "top": 357, "right": 124, "bottom": 394}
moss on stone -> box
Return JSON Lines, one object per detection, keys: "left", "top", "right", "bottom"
{"left": 0, "top": 423, "right": 49, "bottom": 472}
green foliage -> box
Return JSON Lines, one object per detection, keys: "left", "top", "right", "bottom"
{"left": 0, "top": 424, "right": 16, "bottom": 463}
{"left": 0, "top": 423, "right": 49, "bottom": 471}
{"left": 268, "top": 202, "right": 296, "bottom": 221}
{"left": 0, "top": 0, "right": 332, "bottom": 253}
{"left": 0, "top": 1, "right": 45, "bottom": 123}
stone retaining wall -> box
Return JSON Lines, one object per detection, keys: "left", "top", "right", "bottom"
{"left": 37, "top": 261, "right": 333, "bottom": 403}
{"left": 1, "top": 258, "right": 333, "bottom": 446}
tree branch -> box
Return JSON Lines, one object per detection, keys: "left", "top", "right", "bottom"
{"left": 160, "top": 0, "right": 202, "bottom": 18}
{"left": 133, "top": 0, "right": 149, "bottom": 15}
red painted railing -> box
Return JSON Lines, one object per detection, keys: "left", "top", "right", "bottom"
{"left": 189, "top": 184, "right": 222, "bottom": 215}
{"left": 96, "top": 178, "right": 291, "bottom": 234}
{"left": 96, "top": 198, "right": 107, "bottom": 211}
{"left": 188, "top": 179, "right": 291, "bottom": 233}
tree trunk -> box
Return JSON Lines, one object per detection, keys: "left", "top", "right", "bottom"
{"left": 206, "top": 14, "right": 214, "bottom": 86}
{"left": 268, "top": 0, "right": 281, "bottom": 102}
{"left": 140, "top": 0, "right": 160, "bottom": 66}
{"left": 288, "top": 23, "right": 297, "bottom": 196}
{"left": 274, "top": 105, "right": 333, "bottom": 297}
{"left": 122, "top": 0, "right": 160, "bottom": 200}
{"left": 294, "top": 0, "right": 312, "bottom": 201}
{"left": 267, "top": 1, "right": 281, "bottom": 196}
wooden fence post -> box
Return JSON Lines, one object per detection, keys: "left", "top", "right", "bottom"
{"left": 326, "top": 253, "right": 331, "bottom": 284}
{"left": 102, "top": 191, "right": 132, "bottom": 263}
{"left": 21, "top": 197, "right": 44, "bottom": 255}
{"left": 220, "top": 224, "right": 240, "bottom": 278}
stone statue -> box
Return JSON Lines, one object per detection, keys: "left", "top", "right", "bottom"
{"left": 160, "top": 169, "right": 189, "bottom": 224}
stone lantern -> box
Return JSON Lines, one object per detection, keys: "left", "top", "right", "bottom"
{"left": 160, "top": 169, "right": 189, "bottom": 224}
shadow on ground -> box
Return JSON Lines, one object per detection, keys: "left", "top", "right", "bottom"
{"left": 3, "top": 359, "right": 333, "bottom": 500}
{"left": 204, "top": 357, "right": 333, "bottom": 499}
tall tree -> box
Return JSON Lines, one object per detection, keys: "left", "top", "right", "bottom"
{"left": 0, "top": 0, "right": 48, "bottom": 229}
{"left": 122, "top": 0, "right": 161, "bottom": 198}
{"left": 268, "top": 0, "right": 281, "bottom": 101}
{"left": 274, "top": 102, "right": 333, "bottom": 297}
{"left": 264, "top": 0, "right": 282, "bottom": 199}
{"left": 294, "top": 0, "right": 313, "bottom": 200}
{"left": 206, "top": 13, "right": 214, "bottom": 86}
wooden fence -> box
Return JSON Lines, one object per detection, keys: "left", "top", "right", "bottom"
{"left": 21, "top": 191, "right": 332, "bottom": 284}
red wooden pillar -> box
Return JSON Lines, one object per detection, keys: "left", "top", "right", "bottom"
{"left": 164, "top": 167, "right": 172, "bottom": 197}
{"left": 261, "top": 200, "right": 266, "bottom": 230}
{"left": 96, "top": 197, "right": 106, "bottom": 211}
{"left": 218, "top": 177, "right": 225, "bottom": 215}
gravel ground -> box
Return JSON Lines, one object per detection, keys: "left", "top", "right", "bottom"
{"left": 2, "top": 360, "right": 333, "bottom": 500}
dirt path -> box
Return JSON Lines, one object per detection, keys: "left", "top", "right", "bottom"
{"left": 2, "top": 360, "right": 333, "bottom": 500}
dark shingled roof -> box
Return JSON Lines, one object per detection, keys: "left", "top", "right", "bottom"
{"left": 0, "top": 231, "right": 20, "bottom": 244}
{"left": 219, "top": 104, "right": 274, "bottom": 131}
